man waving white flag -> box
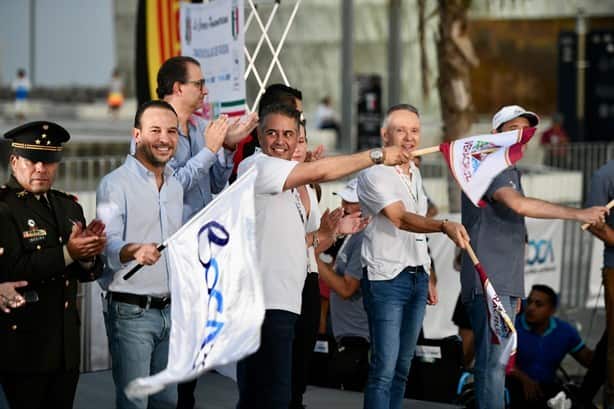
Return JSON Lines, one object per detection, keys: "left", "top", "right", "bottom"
{"left": 126, "top": 167, "right": 264, "bottom": 399}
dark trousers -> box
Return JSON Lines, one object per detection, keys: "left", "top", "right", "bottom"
{"left": 603, "top": 267, "right": 614, "bottom": 405}
{"left": 290, "top": 273, "right": 321, "bottom": 408}
{"left": 580, "top": 329, "right": 607, "bottom": 402}
{"left": 332, "top": 336, "right": 370, "bottom": 392}
{"left": 237, "top": 309, "right": 298, "bottom": 409}
{"left": 2, "top": 369, "right": 79, "bottom": 409}
{"left": 176, "top": 378, "right": 198, "bottom": 409}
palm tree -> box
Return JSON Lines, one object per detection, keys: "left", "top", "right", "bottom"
{"left": 420, "top": 0, "right": 480, "bottom": 211}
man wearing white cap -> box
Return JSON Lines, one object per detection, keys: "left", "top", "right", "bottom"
{"left": 460, "top": 105, "right": 608, "bottom": 409}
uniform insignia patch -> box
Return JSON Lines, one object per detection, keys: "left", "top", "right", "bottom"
{"left": 23, "top": 219, "right": 46, "bottom": 242}
{"left": 23, "top": 229, "right": 47, "bottom": 240}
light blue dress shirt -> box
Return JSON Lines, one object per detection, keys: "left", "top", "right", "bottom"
{"left": 168, "top": 115, "right": 235, "bottom": 222}
{"left": 96, "top": 155, "right": 184, "bottom": 296}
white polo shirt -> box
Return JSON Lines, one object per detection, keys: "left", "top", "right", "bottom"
{"left": 357, "top": 162, "right": 430, "bottom": 281}
{"left": 238, "top": 152, "right": 307, "bottom": 314}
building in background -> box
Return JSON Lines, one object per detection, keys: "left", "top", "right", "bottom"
{"left": 0, "top": 0, "right": 115, "bottom": 88}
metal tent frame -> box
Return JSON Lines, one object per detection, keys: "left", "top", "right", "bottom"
{"left": 243, "top": 0, "right": 302, "bottom": 112}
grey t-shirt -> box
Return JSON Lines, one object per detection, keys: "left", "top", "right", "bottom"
{"left": 586, "top": 160, "right": 614, "bottom": 267}
{"left": 330, "top": 232, "right": 370, "bottom": 341}
{"left": 460, "top": 167, "right": 527, "bottom": 302}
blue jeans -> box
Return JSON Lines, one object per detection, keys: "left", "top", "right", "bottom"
{"left": 104, "top": 300, "right": 177, "bottom": 409}
{"left": 236, "top": 309, "right": 298, "bottom": 409}
{"left": 362, "top": 267, "right": 429, "bottom": 409}
{"left": 464, "top": 294, "right": 517, "bottom": 409}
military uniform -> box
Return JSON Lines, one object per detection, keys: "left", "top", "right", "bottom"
{"left": 0, "top": 122, "right": 103, "bottom": 409}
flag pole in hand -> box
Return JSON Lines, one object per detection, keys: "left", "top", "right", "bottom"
{"left": 581, "top": 199, "right": 614, "bottom": 230}
{"left": 122, "top": 244, "right": 167, "bottom": 280}
{"left": 464, "top": 242, "right": 517, "bottom": 373}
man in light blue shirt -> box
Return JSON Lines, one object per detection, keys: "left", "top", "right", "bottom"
{"left": 156, "top": 56, "right": 258, "bottom": 222}
{"left": 97, "top": 100, "right": 184, "bottom": 409}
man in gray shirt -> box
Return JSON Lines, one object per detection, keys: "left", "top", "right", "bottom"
{"left": 317, "top": 179, "right": 370, "bottom": 391}
{"left": 97, "top": 100, "right": 184, "bottom": 409}
{"left": 461, "top": 105, "right": 608, "bottom": 409}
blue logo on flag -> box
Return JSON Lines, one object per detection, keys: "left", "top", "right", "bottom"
{"left": 193, "top": 221, "right": 229, "bottom": 369}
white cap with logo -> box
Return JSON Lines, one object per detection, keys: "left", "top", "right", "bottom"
{"left": 492, "top": 105, "right": 540, "bottom": 131}
{"left": 334, "top": 178, "right": 359, "bottom": 203}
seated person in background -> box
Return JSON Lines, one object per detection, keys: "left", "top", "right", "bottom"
{"left": 316, "top": 179, "right": 370, "bottom": 392}
{"left": 508, "top": 284, "right": 593, "bottom": 408}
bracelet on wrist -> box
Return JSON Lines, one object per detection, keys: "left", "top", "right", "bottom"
{"left": 440, "top": 219, "right": 448, "bottom": 233}
{"left": 313, "top": 231, "right": 320, "bottom": 249}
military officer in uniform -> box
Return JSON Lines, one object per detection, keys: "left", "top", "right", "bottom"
{"left": 0, "top": 121, "right": 106, "bottom": 409}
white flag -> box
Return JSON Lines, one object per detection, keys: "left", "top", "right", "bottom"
{"left": 474, "top": 261, "right": 517, "bottom": 371}
{"left": 125, "top": 167, "right": 264, "bottom": 398}
{"left": 439, "top": 127, "right": 535, "bottom": 207}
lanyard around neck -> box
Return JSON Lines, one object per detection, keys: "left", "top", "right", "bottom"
{"left": 291, "top": 188, "right": 307, "bottom": 225}
{"left": 394, "top": 165, "right": 418, "bottom": 203}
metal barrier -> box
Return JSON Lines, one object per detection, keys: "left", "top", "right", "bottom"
{"left": 524, "top": 143, "right": 613, "bottom": 310}
{"left": 560, "top": 216, "right": 595, "bottom": 309}
{"left": 529, "top": 142, "right": 614, "bottom": 200}
{"left": 0, "top": 155, "right": 126, "bottom": 192}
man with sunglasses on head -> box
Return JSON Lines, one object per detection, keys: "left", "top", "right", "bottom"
{"left": 155, "top": 56, "right": 258, "bottom": 408}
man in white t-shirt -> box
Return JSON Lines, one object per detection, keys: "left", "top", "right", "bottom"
{"left": 236, "top": 103, "right": 410, "bottom": 409}
{"left": 357, "top": 104, "right": 469, "bottom": 409}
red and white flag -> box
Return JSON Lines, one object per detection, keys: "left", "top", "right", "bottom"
{"left": 439, "top": 128, "right": 536, "bottom": 207}
{"left": 474, "top": 261, "right": 517, "bottom": 372}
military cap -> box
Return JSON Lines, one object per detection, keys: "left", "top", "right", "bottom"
{"left": 4, "top": 121, "right": 70, "bottom": 163}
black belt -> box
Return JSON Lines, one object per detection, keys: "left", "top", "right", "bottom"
{"left": 108, "top": 291, "right": 170, "bottom": 309}
{"left": 403, "top": 265, "right": 425, "bottom": 274}
{"left": 339, "top": 336, "right": 369, "bottom": 347}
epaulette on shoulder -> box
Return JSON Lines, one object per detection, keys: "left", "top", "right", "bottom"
{"left": 52, "top": 189, "right": 79, "bottom": 202}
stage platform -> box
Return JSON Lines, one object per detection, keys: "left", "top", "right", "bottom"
{"left": 71, "top": 370, "right": 462, "bottom": 409}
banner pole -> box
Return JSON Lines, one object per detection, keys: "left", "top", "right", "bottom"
{"left": 465, "top": 243, "right": 480, "bottom": 266}
{"left": 410, "top": 145, "right": 441, "bottom": 156}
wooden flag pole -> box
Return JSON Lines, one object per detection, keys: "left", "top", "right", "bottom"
{"left": 465, "top": 242, "right": 480, "bottom": 265}
{"left": 581, "top": 199, "right": 614, "bottom": 230}
{"left": 410, "top": 145, "right": 441, "bottom": 157}
{"left": 410, "top": 145, "right": 500, "bottom": 157}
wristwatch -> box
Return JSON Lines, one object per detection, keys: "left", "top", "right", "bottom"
{"left": 369, "top": 148, "right": 384, "bottom": 164}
